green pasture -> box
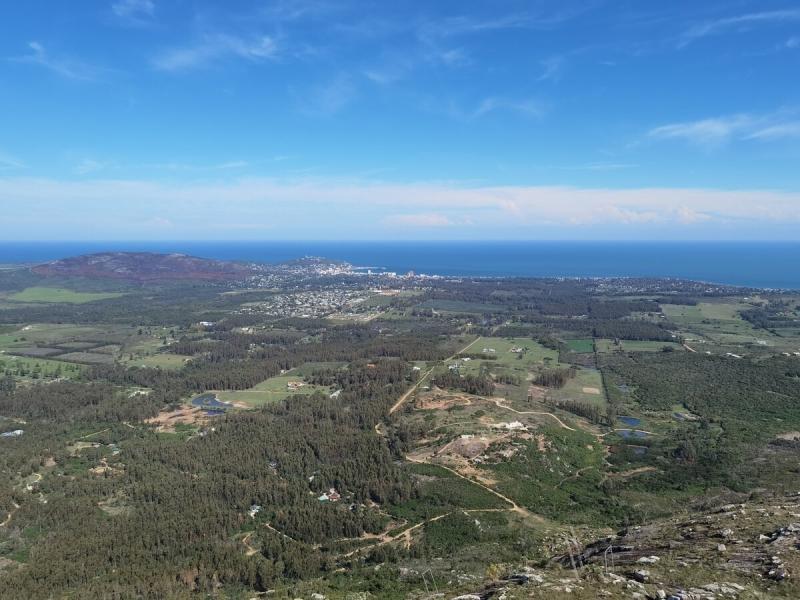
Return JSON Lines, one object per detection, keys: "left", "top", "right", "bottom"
{"left": 0, "top": 324, "right": 132, "bottom": 350}
{"left": 8, "top": 287, "right": 124, "bottom": 304}
{"left": 0, "top": 353, "right": 84, "bottom": 379}
{"left": 564, "top": 338, "right": 594, "bottom": 353}
{"left": 596, "top": 339, "right": 683, "bottom": 353}
{"left": 454, "top": 337, "right": 558, "bottom": 379}
{"left": 548, "top": 367, "right": 607, "bottom": 408}
{"left": 213, "top": 370, "right": 332, "bottom": 408}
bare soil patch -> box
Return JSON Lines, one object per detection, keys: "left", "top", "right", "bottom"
{"left": 417, "top": 391, "right": 473, "bottom": 410}
{"left": 527, "top": 385, "right": 547, "bottom": 400}
{"left": 582, "top": 386, "right": 601, "bottom": 395}
{"left": 145, "top": 404, "right": 207, "bottom": 431}
{"left": 438, "top": 435, "right": 490, "bottom": 459}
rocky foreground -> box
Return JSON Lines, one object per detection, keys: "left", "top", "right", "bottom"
{"left": 446, "top": 493, "right": 800, "bottom": 600}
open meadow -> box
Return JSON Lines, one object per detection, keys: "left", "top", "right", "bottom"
{"left": 7, "top": 287, "right": 125, "bottom": 304}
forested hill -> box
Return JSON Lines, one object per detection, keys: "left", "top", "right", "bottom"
{"left": 32, "top": 252, "right": 256, "bottom": 282}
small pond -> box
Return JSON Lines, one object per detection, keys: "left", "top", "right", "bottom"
{"left": 618, "top": 415, "right": 641, "bottom": 427}
{"left": 617, "top": 429, "right": 650, "bottom": 439}
{"left": 192, "top": 393, "right": 231, "bottom": 410}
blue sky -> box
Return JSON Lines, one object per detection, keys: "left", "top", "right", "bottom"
{"left": 1, "top": 0, "right": 800, "bottom": 240}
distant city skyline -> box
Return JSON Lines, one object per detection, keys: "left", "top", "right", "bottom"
{"left": 2, "top": 1, "right": 800, "bottom": 240}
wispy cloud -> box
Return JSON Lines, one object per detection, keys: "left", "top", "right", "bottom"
{"left": 681, "top": 9, "right": 800, "bottom": 47}
{"left": 10, "top": 41, "right": 101, "bottom": 81}
{"left": 383, "top": 213, "right": 456, "bottom": 227}
{"left": 649, "top": 114, "right": 754, "bottom": 146}
{"left": 537, "top": 55, "right": 565, "bottom": 82}
{"left": 0, "top": 151, "right": 25, "bottom": 170}
{"left": 648, "top": 110, "right": 800, "bottom": 147}
{"left": 420, "top": 13, "right": 533, "bottom": 38}
{"left": 746, "top": 122, "right": 800, "bottom": 141}
{"left": 258, "top": 0, "right": 341, "bottom": 23}
{"left": 472, "top": 97, "right": 545, "bottom": 119}
{"left": 112, "top": 0, "right": 155, "bottom": 23}
{"left": 74, "top": 159, "right": 110, "bottom": 175}
{"left": 153, "top": 34, "right": 279, "bottom": 71}
{"left": 419, "top": 8, "right": 585, "bottom": 40}
{"left": 540, "top": 162, "right": 637, "bottom": 172}
{"left": 295, "top": 75, "right": 356, "bottom": 115}
{"left": 4, "top": 177, "right": 800, "bottom": 239}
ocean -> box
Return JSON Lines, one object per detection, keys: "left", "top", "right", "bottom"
{"left": 1, "top": 241, "right": 799, "bottom": 289}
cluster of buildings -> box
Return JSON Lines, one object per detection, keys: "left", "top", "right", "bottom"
{"left": 317, "top": 488, "right": 342, "bottom": 502}
{"left": 239, "top": 289, "right": 369, "bottom": 319}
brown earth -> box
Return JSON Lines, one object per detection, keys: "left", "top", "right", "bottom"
{"left": 145, "top": 405, "right": 207, "bottom": 431}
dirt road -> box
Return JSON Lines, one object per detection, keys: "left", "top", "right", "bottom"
{"left": 0, "top": 501, "right": 20, "bottom": 528}
{"left": 389, "top": 336, "right": 482, "bottom": 415}
{"left": 405, "top": 454, "right": 543, "bottom": 522}
{"left": 488, "top": 398, "right": 576, "bottom": 431}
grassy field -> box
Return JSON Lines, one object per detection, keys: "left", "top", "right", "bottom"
{"left": 660, "top": 301, "right": 757, "bottom": 324}
{"left": 453, "top": 337, "right": 558, "bottom": 383}
{"left": 8, "top": 287, "right": 125, "bottom": 304}
{"left": 596, "top": 339, "right": 684, "bottom": 353}
{"left": 548, "top": 367, "right": 607, "bottom": 407}
{"left": 213, "top": 371, "right": 332, "bottom": 407}
{"left": 564, "top": 338, "right": 594, "bottom": 353}
{"left": 0, "top": 324, "right": 136, "bottom": 350}
{"left": 126, "top": 353, "right": 190, "bottom": 370}
{"left": 662, "top": 302, "right": 788, "bottom": 348}
{"left": 0, "top": 353, "right": 84, "bottom": 379}
{"left": 57, "top": 352, "right": 116, "bottom": 365}
{"left": 417, "top": 299, "right": 509, "bottom": 313}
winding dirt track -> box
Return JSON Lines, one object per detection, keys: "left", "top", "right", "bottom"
{"left": 340, "top": 506, "right": 521, "bottom": 558}
{"left": 241, "top": 532, "right": 258, "bottom": 556}
{"left": 488, "top": 398, "right": 576, "bottom": 431}
{"left": 0, "top": 502, "right": 20, "bottom": 528}
{"left": 405, "top": 454, "right": 542, "bottom": 522}
{"left": 389, "top": 336, "right": 482, "bottom": 415}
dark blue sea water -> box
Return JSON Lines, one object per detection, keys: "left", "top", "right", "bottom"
{"left": 1, "top": 241, "right": 799, "bottom": 289}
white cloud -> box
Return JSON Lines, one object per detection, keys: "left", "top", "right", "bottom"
{"left": 681, "top": 9, "right": 800, "bottom": 47}
{"left": 746, "top": 121, "right": 800, "bottom": 140}
{"left": 153, "top": 34, "right": 278, "bottom": 71}
{"left": 10, "top": 41, "right": 100, "bottom": 81}
{"left": 649, "top": 115, "right": 754, "bottom": 146}
{"left": 3, "top": 177, "right": 800, "bottom": 239}
{"left": 649, "top": 110, "right": 800, "bottom": 146}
